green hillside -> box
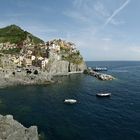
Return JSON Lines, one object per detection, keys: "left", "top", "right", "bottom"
{"left": 0, "top": 24, "right": 44, "bottom": 44}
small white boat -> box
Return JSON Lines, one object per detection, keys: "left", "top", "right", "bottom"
{"left": 64, "top": 99, "right": 77, "bottom": 104}
{"left": 92, "top": 67, "right": 108, "bottom": 72}
{"left": 96, "top": 93, "right": 111, "bottom": 97}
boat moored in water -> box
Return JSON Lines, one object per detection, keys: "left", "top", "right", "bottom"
{"left": 96, "top": 93, "right": 111, "bottom": 97}
{"left": 64, "top": 99, "right": 77, "bottom": 104}
{"left": 92, "top": 67, "right": 108, "bottom": 72}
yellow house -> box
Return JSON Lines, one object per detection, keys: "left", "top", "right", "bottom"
{"left": 23, "top": 58, "right": 32, "bottom": 67}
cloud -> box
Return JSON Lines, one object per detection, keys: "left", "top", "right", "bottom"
{"left": 4, "top": 13, "right": 26, "bottom": 18}
{"left": 129, "top": 46, "right": 140, "bottom": 53}
{"left": 25, "top": 25, "right": 57, "bottom": 34}
{"left": 64, "top": 0, "right": 95, "bottom": 23}
{"left": 73, "top": 0, "right": 84, "bottom": 8}
{"left": 94, "top": 1, "right": 109, "bottom": 18}
{"left": 110, "top": 19, "right": 125, "bottom": 25}
{"left": 104, "top": 0, "right": 130, "bottom": 26}
{"left": 63, "top": 11, "right": 88, "bottom": 22}
{"left": 1, "top": 0, "right": 138, "bottom": 60}
{"left": 72, "top": 36, "right": 140, "bottom": 61}
{"left": 102, "top": 38, "right": 112, "bottom": 41}
{"left": 93, "top": 0, "right": 128, "bottom": 26}
{"left": 21, "top": 24, "right": 59, "bottom": 41}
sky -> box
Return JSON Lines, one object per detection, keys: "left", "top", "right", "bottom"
{"left": 0, "top": 0, "right": 140, "bottom": 61}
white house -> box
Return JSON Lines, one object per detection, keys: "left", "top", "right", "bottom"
{"left": 49, "top": 44, "right": 60, "bottom": 52}
{"left": 38, "top": 56, "right": 44, "bottom": 61}
{"left": 27, "top": 50, "right": 32, "bottom": 55}
{"left": 31, "top": 55, "right": 36, "bottom": 61}
{"left": 19, "top": 56, "right": 24, "bottom": 61}
{"left": 41, "top": 58, "right": 49, "bottom": 69}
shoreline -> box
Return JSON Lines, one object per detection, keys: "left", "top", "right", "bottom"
{"left": 0, "top": 69, "right": 84, "bottom": 88}
{"left": 53, "top": 71, "right": 83, "bottom": 76}
{"left": 84, "top": 68, "right": 115, "bottom": 81}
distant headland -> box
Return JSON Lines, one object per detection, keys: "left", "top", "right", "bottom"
{"left": 0, "top": 24, "right": 87, "bottom": 87}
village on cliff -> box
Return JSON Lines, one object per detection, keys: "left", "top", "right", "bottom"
{"left": 0, "top": 25, "right": 86, "bottom": 87}
{"left": 0, "top": 38, "right": 81, "bottom": 70}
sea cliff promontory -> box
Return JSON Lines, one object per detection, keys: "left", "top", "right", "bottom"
{"left": 0, "top": 25, "right": 86, "bottom": 87}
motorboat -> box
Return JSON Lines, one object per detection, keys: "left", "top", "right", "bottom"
{"left": 92, "top": 67, "right": 107, "bottom": 72}
{"left": 64, "top": 99, "right": 77, "bottom": 104}
{"left": 96, "top": 93, "right": 111, "bottom": 97}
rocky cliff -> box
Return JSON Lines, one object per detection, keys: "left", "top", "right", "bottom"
{"left": 46, "top": 39, "right": 87, "bottom": 75}
{"left": 46, "top": 60, "right": 86, "bottom": 75}
{"left": 69, "top": 61, "right": 87, "bottom": 72}
{"left": 0, "top": 115, "right": 38, "bottom": 140}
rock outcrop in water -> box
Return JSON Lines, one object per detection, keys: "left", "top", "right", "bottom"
{"left": 0, "top": 115, "right": 38, "bottom": 140}
{"left": 84, "top": 68, "right": 115, "bottom": 81}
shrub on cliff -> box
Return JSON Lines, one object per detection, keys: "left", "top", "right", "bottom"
{"left": 83, "top": 69, "right": 90, "bottom": 74}
{"left": 1, "top": 48, "right": 21, "bottom": 54}
{"left": 62, "top": 51, "right": 83, "bottom": 65}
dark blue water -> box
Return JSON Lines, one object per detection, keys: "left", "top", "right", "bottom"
{"left": 0, "top": 61, "right": 140, "bottom": 140}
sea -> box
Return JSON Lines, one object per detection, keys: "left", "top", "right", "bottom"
{"left": 0, "top": 61, "right": 140, "bottom": 140}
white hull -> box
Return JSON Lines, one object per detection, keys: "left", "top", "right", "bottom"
{"left": 96, "top": 93, "right": 111, "bottom": 97}
{"left": 64, "top": 99, "right": 77, "bottom": 104}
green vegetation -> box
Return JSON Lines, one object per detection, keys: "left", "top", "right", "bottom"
{"left": 0, "top": 53, "right": 4, "bottom": 57}
{"left": 62, "top": 51, "right": 83, "bottom": 72}
{"left": 0, "top": 48, "right": 21, "bottom": 54}
{"left": 0, "top": 24, "right": 44, "bottom": 44}
{"left": 83, "top": 69, "right": 90, "bottom": 74}
{"left": 62, "top": 51, "right": 83, "bottom": 65}
{"left": 60, "top": 46, "right": 71, "bottom": 52}
{"left": 52, "top": 39, "right": 83, "bottom": 65}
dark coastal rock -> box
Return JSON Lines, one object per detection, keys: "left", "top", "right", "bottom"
{"left": 0, "top": 115, "right": 39, "bottom": 140}
{"left": 84, "top": 68, "right": 115, "bottom": 81}
{"left": 48, "top": 60, "right": 69, "bottom": 75}
{"left": 70, "top": 62, "right": 87, "bottom": 72}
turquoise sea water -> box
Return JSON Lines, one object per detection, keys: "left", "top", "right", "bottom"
{"left": 0, "top": 61, "right": 140, "bottom": 140}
